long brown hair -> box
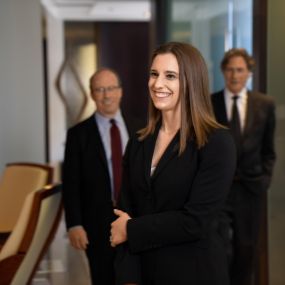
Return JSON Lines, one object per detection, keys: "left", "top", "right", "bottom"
{"left": 138, "top": 42, "right": 223, "bottom": 154}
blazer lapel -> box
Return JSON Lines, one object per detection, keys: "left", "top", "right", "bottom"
{"left": 142, "top": 125, "right": 159, "bottom": 188}
{"left": 142, "top": 122, "right": 180, "bottom": 184}
{"left": 151, "top": 132, "right": 179, "bottom": 180}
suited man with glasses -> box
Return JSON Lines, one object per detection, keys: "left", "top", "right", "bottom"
{"left": 62, "top": 68, "right": 142, "bottom": 285}
{"left": 211, "top": 49, "right": 276, "bottom": 285}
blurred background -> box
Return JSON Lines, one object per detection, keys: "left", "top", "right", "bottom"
{"left": 0, "top": 0, "right": 284, "bottom": 284}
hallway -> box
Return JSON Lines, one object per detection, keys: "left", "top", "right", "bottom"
{"left": 32, "top": 219, "right": 91, "bottom": 285}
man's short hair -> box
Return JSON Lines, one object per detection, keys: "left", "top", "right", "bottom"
{"left": 221, "top": 48, "right": 255, "bottom": 72}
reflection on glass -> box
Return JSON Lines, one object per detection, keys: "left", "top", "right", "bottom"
{"left": 168, "top": 0, "right": 253, "bottom": 92}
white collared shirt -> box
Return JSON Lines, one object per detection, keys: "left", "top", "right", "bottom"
{"left": 224, "top": 88, "right": 248, "bottom": 131}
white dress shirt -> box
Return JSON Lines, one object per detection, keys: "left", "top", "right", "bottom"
{"left": 224, "top": 88, "right": 248, "bottom": 132}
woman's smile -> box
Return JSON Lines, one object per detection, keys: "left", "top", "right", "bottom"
{"left": 153, "top": 91, "right": 172, "bottom": 98}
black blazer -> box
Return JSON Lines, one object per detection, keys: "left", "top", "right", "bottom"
{"left": 115, "top": 125, "right": 236, "bottom": 285}
{"left": 62, "top": 113, "right": 142, "bottom": 247}
{"left": 211, "top": 90, "right": 276, "bottom": 194}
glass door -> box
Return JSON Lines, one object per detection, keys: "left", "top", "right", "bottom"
{"left": 168, "top": 0, "right": 253, "bottom": 93}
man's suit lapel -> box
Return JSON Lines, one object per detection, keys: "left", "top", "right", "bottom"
{"left": 218, "top": 90, "right": 256, "bottom": 151}
{"left": 215, "top": 91, "right": 229, "bottom": 126}
{"left": 242, "top": 91, "right": 256, "bottom": 140}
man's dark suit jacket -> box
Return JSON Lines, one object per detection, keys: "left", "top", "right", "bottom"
{"left": 211, "top": 90, "right": 276, "bottom": 285}
{"left": 115, "top": 125, "right": 236, "bottom": 285}
{"left": 211, "top": 90, "right": 276, "bottom": 194}
{"left": 62, "top": 113, "right": 142, "bottom": 285}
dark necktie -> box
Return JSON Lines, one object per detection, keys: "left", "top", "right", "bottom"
{"left": 230, "top": 95, "right": 242, "bottom": 149}
{"left": 110, "top": 119, "right": 122, "bottom": 202}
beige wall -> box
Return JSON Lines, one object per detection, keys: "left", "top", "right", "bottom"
{"left": 0, "top": 0, "right": 45, "bottom": 171}
{"left": 267, "top": 0, "right": 285, "bottom": 284}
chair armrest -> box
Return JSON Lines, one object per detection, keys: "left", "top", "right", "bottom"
{"left": 0, "top": 254, "right": 24, "bottom": 285}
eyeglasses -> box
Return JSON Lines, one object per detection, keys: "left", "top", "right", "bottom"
{"left": 93, "top": 85, "right": 121, "bottom": 94}
{"left": 224, "top": 67, "right": 248, "bottom": 74}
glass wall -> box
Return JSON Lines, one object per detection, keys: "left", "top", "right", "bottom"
{"left": 167, "top": 1, "right": 285, "bottom": 284}
{"left": 168, "top": 0, "right": 253, "bottom": 93}
{"left": 267, "top": 1, "right": 285, "bottom": 284}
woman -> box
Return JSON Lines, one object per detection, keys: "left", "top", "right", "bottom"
{"left": 111, "top": 42, "right": 236, "bottom": 285}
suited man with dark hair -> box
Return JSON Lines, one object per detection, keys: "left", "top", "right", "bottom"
{"left": 211, "top": 48, "right": 276, "bottom": 285}
{"left": 62, "top": 68, "right": 142, "bottom": 285}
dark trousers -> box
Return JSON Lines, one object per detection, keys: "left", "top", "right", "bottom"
{"left": 220, "top": 182, "right": 264, "bottom": 285}
{"left": 86, "top": 241, "right": 115, "bottom": 285}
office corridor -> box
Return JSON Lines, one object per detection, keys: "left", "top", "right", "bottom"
{"left": 32, "top": 219, "right": 91, "bottom": 285}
